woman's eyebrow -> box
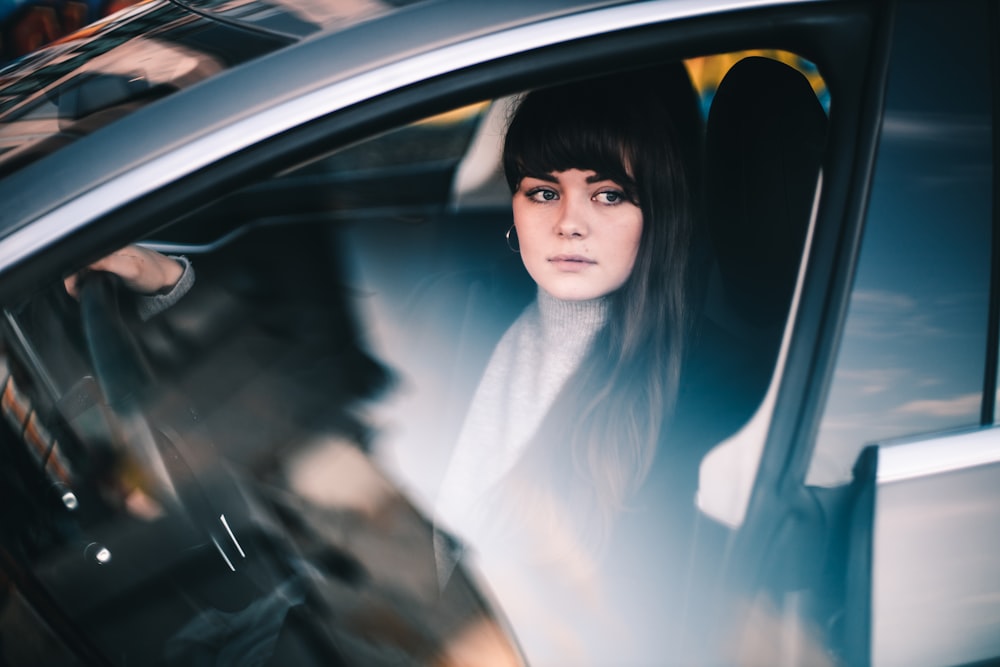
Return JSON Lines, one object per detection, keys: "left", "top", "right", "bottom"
{"left": 521, "top": 170, "right": 625, "bottom": 184}
{"left": 589, "top": 172, "right": 637, "bottom": 188}
{"left": 522, "top": 171, "right": 559, "bottom": 183}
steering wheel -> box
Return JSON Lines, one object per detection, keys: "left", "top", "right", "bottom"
{"left": 76, "top": 270, "right": 253, "bottom": 573}
{"left": 76, "top": 271, "right": 182, "bottom": 507}
{"left": 77, "top": 272, "right": 153, "bottom": 403}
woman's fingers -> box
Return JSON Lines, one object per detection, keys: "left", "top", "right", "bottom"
{"left": 65, "top": 246, "right": 183, "bottom": 297}
{"left": 64, "top": 273, "right": 82, "bottom": 298}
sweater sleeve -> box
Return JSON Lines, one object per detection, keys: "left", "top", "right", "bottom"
{"left": 135, "top": 255, "right": 195, "bottom": 322}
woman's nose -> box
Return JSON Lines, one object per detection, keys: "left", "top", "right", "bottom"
{"left": 555, "top": 198, "right": 589, "bottom": 238}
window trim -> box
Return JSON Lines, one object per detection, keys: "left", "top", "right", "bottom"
{"left": 983, "top": 0, "right": 1000, "bottom": 425}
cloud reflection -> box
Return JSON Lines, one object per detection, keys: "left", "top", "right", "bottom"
{"left": 881, "top": 111, "right": 990, "bottom": 146}
{"left": 811, "top": 284, "right": 986, "bottom": 485}
{"left": 895, "top": 393, "right": 981, "bottom": 418}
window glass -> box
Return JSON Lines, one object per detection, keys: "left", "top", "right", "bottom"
{"left": 0, "top": 51, "right": 828, "bottom": 666}
{"left": 810, "top": 0, "right": 993, "bottom": 487}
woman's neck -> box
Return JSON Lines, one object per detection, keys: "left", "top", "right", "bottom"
{"left": 536, "top": 288, "right": 610, "bottom": 346}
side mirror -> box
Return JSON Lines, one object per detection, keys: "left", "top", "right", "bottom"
{"left": 844, "top": 427, "right": 1000, "bottom": 666}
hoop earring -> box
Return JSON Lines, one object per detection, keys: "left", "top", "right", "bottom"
{"left": 506, "top": 225, "right": 520, "bottom": 253}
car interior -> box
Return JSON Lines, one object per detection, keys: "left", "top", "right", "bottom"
{"left": 0, "top": 49, "right": 833, "bottom": 663}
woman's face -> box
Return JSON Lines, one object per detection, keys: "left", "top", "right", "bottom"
{"left": 513, "top": 168, "right": 643, "bottom": 301}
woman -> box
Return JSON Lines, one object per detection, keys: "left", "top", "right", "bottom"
{"left": 436, "top": 65, "right": 693, "bottom": 554}
{"left": 425, "top": 67, "right": 697, "bottom": 664}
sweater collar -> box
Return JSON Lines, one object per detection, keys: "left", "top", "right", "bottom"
{"left": 536, "top": 288, "right": 610, "bottom": 345}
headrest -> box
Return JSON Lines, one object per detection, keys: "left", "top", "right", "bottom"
{"left": 706, "top": 56, "right": 827, "bottom": 327}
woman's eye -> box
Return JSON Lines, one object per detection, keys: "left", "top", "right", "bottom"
{"left": 595, "top": 190, "right": 626, "bottom": 204}
{"left": 527, "top": 188, "right": 558, "bottom": 202}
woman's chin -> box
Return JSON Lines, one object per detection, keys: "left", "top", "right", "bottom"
{"left": 540, "top": 283, "right": 613, "bottom": 302}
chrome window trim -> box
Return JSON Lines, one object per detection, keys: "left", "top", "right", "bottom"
{"left": 0, "top": 0, "right": 818, "bottom": 271}
{"left": 877, "top": 425, "right": 1000, "bottom": 484}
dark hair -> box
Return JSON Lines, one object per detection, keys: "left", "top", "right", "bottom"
{"left": 499, "top": 66, "right": 696, "bottom": 550}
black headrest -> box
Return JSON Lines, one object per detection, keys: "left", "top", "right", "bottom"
{"left": 706, "top": 56, "right": 827, "bottom": 327}
{"left": 660, "top": 62, "right": 706, "bottom": 198}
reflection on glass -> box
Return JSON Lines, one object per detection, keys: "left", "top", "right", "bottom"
{"left": 810, "top": 0, "right": 993, "bottom": 486}
{"left": 0, "top": 0, "right": 286, "bottom": 177}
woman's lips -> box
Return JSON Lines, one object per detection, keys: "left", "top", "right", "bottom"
{"left": 549, "top": 255, "right": 596, "bottom": 272}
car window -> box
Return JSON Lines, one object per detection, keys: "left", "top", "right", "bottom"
{"left": 809, "top": 0, "right": 993, "bottom": 487}
{"left": 0, "top": 49, "right": 829, "bottom": 666}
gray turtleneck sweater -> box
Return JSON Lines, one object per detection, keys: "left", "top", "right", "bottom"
{"left": 436, "top": 287, "right": 609, "bottom": 536}
{"left": 135, "top": 255, "right": 195, "bottom": 321}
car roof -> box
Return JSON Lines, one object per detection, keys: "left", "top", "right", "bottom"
{"left": 0, "top": 0, "right": 820, "bottom": 272}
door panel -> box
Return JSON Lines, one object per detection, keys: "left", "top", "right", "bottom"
{"left": 853, "top": 427, "right": 1000, "bottom": 667}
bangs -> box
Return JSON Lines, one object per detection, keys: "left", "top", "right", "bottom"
{"left": 503, "top": 84, "right": 640, "bottom": 200}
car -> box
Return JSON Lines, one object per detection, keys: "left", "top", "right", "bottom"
{"left": 0, "top": 0, "right": 996, "bottom": 665}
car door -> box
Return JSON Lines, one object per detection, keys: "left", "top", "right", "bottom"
{"left": 833, "top": 1, "right": 999, "bottom": 664}
{"left": 720, "top": 0, "right": 998, "bottom": 665}
{"left": 0, "top": 1, "right": 898, "bottom": 664}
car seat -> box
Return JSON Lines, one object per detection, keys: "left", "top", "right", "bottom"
{"left": 690, "top": 55, "right": 828, "bottom": 527}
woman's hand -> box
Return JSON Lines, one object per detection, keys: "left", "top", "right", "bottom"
{"left": 65, "top": 246, "right": 184, "bottom": 297}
